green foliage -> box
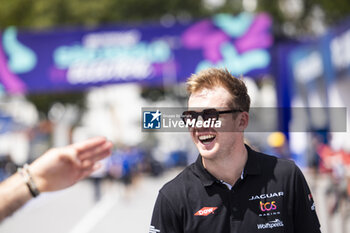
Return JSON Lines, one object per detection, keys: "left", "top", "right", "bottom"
{"left": 317, "top": 0, "right": 350, "bottom": 23}
{"left": 0, "top": 0, "right": 205, "bottom": 29}
{"left": 1, "top": 0, "right": 349, "bottom": 34}
{"left": 258, "top": 0, "right": 350, "bottom": 36}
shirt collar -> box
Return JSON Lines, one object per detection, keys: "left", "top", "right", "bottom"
{"left": 191, "top": 155, "right": 217, "bottom": 186}
{"left": 244, "top": 144, "right": 262, "bottom": 176}
{"left": 191, "top": 144, "right": 261, "bottom": 187}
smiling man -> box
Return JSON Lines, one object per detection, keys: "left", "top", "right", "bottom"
{"left": 149, "top": 68, "right": 321, "bottom": 233}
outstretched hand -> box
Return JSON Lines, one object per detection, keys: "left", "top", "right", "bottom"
{"left": 29, "top": 137, "right": 113, "bottom": 192}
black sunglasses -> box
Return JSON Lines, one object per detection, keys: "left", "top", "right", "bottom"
{"left": 181, "top": 108, "right": 242, "bottom": 123}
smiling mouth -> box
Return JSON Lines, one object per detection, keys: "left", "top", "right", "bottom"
{"left": 198, "top": 134, "right": 216, "bottom": 145}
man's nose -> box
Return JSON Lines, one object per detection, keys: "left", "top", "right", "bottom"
{"left": 197, "top": 115, "right": 204, "bottom": 122}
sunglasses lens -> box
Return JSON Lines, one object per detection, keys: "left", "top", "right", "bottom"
{"left": 203, "top": 109, "right": 218, "bottom": 121}
{"left": 182, "top": 111, "right": 196, "bottom": 123}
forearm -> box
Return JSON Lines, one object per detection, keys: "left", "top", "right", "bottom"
{"left": 0, "top": 172, "right": 32, "bottom": 221}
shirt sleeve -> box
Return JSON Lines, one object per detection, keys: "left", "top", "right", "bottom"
{"left": 293, "top": 165, "right": 321, "bottom": 233}
{"left": 149, "top": 191, "right": 182, "bottom": 233}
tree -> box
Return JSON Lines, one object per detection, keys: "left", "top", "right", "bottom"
{"left": 0, "top": 0, "right": 206, "bottom": 30}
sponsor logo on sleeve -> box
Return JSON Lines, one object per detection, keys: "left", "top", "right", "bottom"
{"left": 149, "top": 225, "right": 160, "bottom": 233}
{"left": 308, "top": 193, "right": 316, "bottom": 211}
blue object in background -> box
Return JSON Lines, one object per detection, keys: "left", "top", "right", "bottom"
{"left": 2, "top": 27, "right": 37, "bottom": 74}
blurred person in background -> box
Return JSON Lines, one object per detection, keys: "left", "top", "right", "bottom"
{"left": 318, "top": 143, "right": 350, "bottom": 233}
{"left": 266, "top": 131, "right": 290, "bottom": 159}
{"left": 150, "top": 68, "right": 321, "bottom": 233}
{"left": 0, "top": 155, "right": 17, "bottom": 182}
{"left": 107, "top": 146, "right": 144, "bottom": 199}
{"left": 0, "top": 136, "right": 112, "bottom": 222}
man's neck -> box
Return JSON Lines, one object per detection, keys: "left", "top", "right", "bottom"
{"left": 202, "top": 143, "right": 248, "bottom": 186}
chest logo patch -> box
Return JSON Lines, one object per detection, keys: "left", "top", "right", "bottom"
{"left": 194, "top": 207, "right": 218, "bottom": 216}
{"left": 249, "top": 192, "right": 284, "bottom": 201}
{"left": 257, "top": 219, "right": 284, "bottom": 230}
{"left": 260, "top": 201, "right": 277, "bottom": 211}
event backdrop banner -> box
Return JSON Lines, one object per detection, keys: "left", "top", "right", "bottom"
{"left": 0, "top": 13, "right": 273, "bottom": 94}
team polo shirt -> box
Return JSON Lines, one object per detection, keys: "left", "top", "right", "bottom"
{"left": 150, "top": 145, "right": 321, "bottom": 233}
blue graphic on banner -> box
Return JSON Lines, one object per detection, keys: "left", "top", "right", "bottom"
{"left": 2, "top": 27, "right": 37, "bottom": 74}
{"left": 213, "top": 13, "right": 253, "bottom": 37}
{"left": 182, "top": 13, "right": 272, "bottom": 76}
{"left": 196, "top": 42, "right": 270, "bottom": 74}
{"left": 328, "top": 21, "right": 350, "bottom": 78}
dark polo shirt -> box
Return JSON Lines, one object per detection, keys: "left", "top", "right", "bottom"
{"left": 150, "top": 145, "right": 321, "bottom": 233}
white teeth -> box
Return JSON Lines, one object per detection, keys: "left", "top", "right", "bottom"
{"left": 198, "top": 134, "right": 216, "bottom": 141}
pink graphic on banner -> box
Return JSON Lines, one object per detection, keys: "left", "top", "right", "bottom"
{"left": 181, "top": 13, "right": 273, "bottom": 75}
{"left": 234, "top": 13, "right": 273, "bottom": 53}
{"left": 0, "top": 44, "right": 26, "bottom": 94}
{"left": 181, "top": 20, "right": 229, "bottom": 62}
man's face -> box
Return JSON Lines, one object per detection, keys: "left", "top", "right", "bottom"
{"left": 188, "top": 86, "right": 245, "bottom": 160}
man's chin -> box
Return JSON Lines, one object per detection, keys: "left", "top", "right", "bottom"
{"left": 197, "top": 146, "right": 218, "bottom": 159}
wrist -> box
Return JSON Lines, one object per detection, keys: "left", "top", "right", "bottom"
{"left": 18, "top": 164, "right": 40, "bottom": 197}
{"left": 28, "top": 162, "right": 49, "bottom": 193}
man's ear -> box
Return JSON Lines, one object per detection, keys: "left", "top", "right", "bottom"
{"left": 238, "top": 112, "right": 249, "bottom": 131}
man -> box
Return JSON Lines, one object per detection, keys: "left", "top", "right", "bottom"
{"left": 0, "top": 136, "right": 112, "bottom": 221}
{"left": 150, "top": 68, "right": 321, "bottom": 232}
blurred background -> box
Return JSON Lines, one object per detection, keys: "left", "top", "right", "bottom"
{"left": 0, "top": 0, "right": 349, "bottom": 232}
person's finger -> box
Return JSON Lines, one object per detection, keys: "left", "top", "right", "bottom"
{"left": 80, "top": 146, "right": 111, "bottom": 168}
{"left": 87, "top": 149, "right": 112, "bottom": 164}
{"left": 81, "top": 160, "right": 94, "bottom": 170}
{"left": 79, "top": 163, "right": 102, "bottom": 180}
{"left": 73, "top": 137, "right": 107, "bottom": 154}
{"left": 91, "top": 163, "right": 102, "bottom": 172}
{"left": 78, "top": 141, "right": 113, "bottom": 160}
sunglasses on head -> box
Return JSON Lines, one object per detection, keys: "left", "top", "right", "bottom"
{"left": 181, "top": 108, "right": 242, "bottom": 123}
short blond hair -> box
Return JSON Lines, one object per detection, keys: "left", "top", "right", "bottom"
{"left": 186, "top": 68, "right": 250, "bottom": 112}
